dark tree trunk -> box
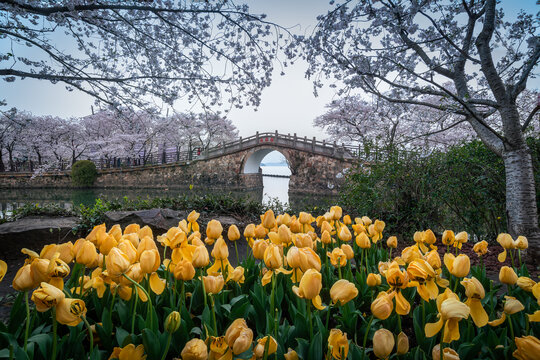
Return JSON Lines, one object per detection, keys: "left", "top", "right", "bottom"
{"left": 0, "top": 148, "right": 4, "bottom": 172}
{"left": 8, "top": 149, "right": 14, "bottom": 171}
{"left": 503, "top": 146, "right": 540, "bottom": 261}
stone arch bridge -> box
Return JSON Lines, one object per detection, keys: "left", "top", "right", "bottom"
{"left": 0, "top": 132, "right": 359, "bottom": 194}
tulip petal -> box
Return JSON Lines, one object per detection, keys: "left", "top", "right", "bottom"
{"left": 498, "top": 250, "right": 507, "bottom": 263}
{"left": 528, "top": 310, "right": 540, "bottom": 322}
{"left": 207, "top": 261, "right": 222, "bottom": 276}
{"left": 395, "top": 291, "right": 411, "bottom": 315}
{"left": 417, "top": 284, "right": 431, "bottom": 302}
{"left": 261, "top": 270, "right": 273, "bottom": 287}
{"left": 292, "top": 285, "right": 302, "bottom": 298}
{"left": 312, "top": 295, "right": 326, "bottom": 310}
{"left": 443, "top": 318, "right": 460, "bottom": 343}
{"left": 488, "top": 312, "right": 506, "bottom": 327}
{"left": 467, "top": 298, "right": 489, "bottom": 327}
{"left": 149, "top": 272, "right": 165, "bottom": 295}
{"left": 436, "top": 276, "right": 450, "bottom": 288}
{"left": 426, "top": 279, "right": 439, "bottom": 300}
{"left": 425, "top": 317, "right": 443, "bottom": 338}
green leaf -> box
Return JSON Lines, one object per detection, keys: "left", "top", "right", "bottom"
{"left": 28, "top": 333, "right": 51, "bottom": 359}
{"left": 116, "top": 327, "right": 130, "bottom": 347}
{"left": 308, "top": 331, "right": 323, "bottom": 359}
{"left": 142, "top": 328, "right": 161, "bottom": 360}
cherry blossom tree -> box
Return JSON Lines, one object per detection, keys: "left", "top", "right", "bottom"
{"left": 301, "top": 0, "right": 540, "bottom": 259}
{"left": 0, "top": 0, "right": 288, "bottom": 110}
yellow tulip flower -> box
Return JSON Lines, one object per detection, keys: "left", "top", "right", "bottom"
{"left": 499, "top": 266, "right": 518, "bottom": 285}
{"left": 140, "top": 249, "right": 160, "bottom": 274}
{"left": 517, "top": 277, "right": 536, "bottom": 292}
{"left": 173, "top": 259, "right": 196, "bottom": 281}
{"left": 338, "top": 226, "right": 352, "bottom": 242}
{"left": 243, "top": 223, "right": 256, "bottom": 247}
{"left": 75, "top": 240, "right": 98, "bottom": 267}
{"left": 407, "top": 259, "right": 438, "bottom": 301}
{"left": 106, "top": 248, "right": 131, "bottom": 277}
{"left": 328, "top": 329, "right": 349, "bottom": 359}
{"left": 164, "top": 311, "right": 181, "bottom": 333}
{"left": 211, "top": 237, "right": 229, "bottom": 260}
{"left": 371, "top": 292, "right": 394, "bottom": 320}
{"left": 225, "top": 318, "right": 253, "bottom": 355}
{"left": 284, "top": 348, "right": 299, "bottom": 360}
{"left": 13, "top": 264, "right": 37, "bottom": 291}
{"left": 513, "top": 336, "right": 540, "bottom": 360}
{"left": 425, "top": 292, "right": 470, "bottom": 343}
{"left": 123, "top": 223, "right": 140, "bottom": 235}
{"left": 0, "top": 260, "right": 6, "bottom": 283}
{"left": 460, "top": 277, "right": 488, "bottom": 327}
{"left": 443, "top": 253, "right": 470, "bottom": 278}
{"left": 262, "top": 209, "right": 277, "bottom": 230}
{"left": 423, "top": 229, "right": 436, "bottom": 249}
{"left": 453, "top": 231, "right": 468, "bottom": 249}
{"left": 192, "top": 245, "right": 210, "bottom": 268}
{"left": 341, "top": 244, "right": 354, "bottom": 260}
{"left": 187, "top": 210, "right": 200, "bottom": 233}
{"left": 472, "top": 240, "right": 488, "bottom": 256}
{"left": 226, "top": 266, "right": 245, "bottom": 284}
{"left": 31, "top": 282, "right": 65, "bottom": 312}
{"left": 432, "top": 344, "right": 460, "bottom": 360}
{"left": 442, "top": 230, "right": 455, "bottom": 246}
{"left": 373, "top": 328, "right": 394, "bottom": 359}
{"left": 253, "top": 336, "right": 277, "bottom": 359}
{"left": 117, "top": 240, "right": 138, "bottom": 264}
{"left": 109, "top": 344, "right": 147, "bottom": 360}
{"left": 330, "top": 279, "right": 358, "bottom": 305}
{"left": 327, "top": 248, "right": 347, "bottom": 268}
{"left": 386, "top": 236, "right": 397, "bottom": 248}
{"left": 488, "top": 296, "right": 524, "bottom": 326}
{"left": 366, "top": 273, "right": 382, "bottom": 287}
{"left": 385, "top": 261, "right": 410, "bottom": 315}
{"left": 206, "top": 219, "right": 223, "bottom": 241}
{"left": 356, "top": 232, "right": 371, "bottom": 249}
{"left": 396, "top": 332, "right": 409, "bottom": 355}
{"left": 496, "top": 233, "right": 514, "bottom": 262}
{"left": 361, "top": 216, "right": 372, "bottom": 226}
{"left": 227, "top": 225, "right": 241, "bottom": 242}
{"left": 56, "top": 298, "right": 87, "bottom": 326}
{"left": 203, "top": 275, "right": 224, "bottom": 295}
{"left": 278, "top": 224, "right": 293, "bottom": 246}
{"left": 252, "top": 240, "right": 269, "bottom": 260}
{"left": 514, "top": 236, "right": 528, "bottom": 250}
{"left": 292, "top": 268, "right": 325, "bottom": 310}
{"left": 401, "top": 245, "right": 423, "bottom": 264}
{"left": 137, "top": 236, "right": 158, "bottom": 258}
{"left": 180, "top": 338, "right": 208, "bottom": 360}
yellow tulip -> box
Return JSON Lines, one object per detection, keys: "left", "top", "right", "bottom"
{"left": 211, "top": 237, "right": 229, "bottom": 260}
{"left": 227, "top": 225, "right": 241, "bottom": 241}
{"left": 321, "top": 221, "right": 333, "bottom": 234}
{"left": 117, "top": 240, "right": 138, "bottom": 264}
{"left": 413, "top": 231, "right": 427, "bottom": 253}
{"left": 366, "top": 273, "right": 382, "bottom": 287}
{"left": 373, "top": 328, "right": 394, "bottom": 359}
{"left": 513, "top": 336, "right": 540, "bottom": 360}
{"left": 109, "top": 343, "right": 147, "bottom": 360}
{"left": 328, "top": 329, "right": 349, "bottom": 360}
{"left": 426, "top": 250, "right": 442, "bottom": 270}
{"left": 488, "top": 296, "right": 525, "bottom": 327}
{"left": 227, "top": 266, "right": 245, "bottom": 284}
{"left": 206, "top": 219, "right": 223, "bottom": 241}
{"left": 425, "top": 293, "right": 470, "bottom": 343}
{"left": 180, "top": 338, "right": 208, "bottom": 360}
{"left": 208, "top": 336, "right": 228, "bottom": 358}
{"left": 442, "top": 230, "right": 455, "bottom": 246}
{"left": 472, "top": 240, "right": 488, "bottom": 256}
{"left": 252, "top": 240, "right": 269, "bottom": 260}
{"left": 338, "top": 226, "right": 352, "bottom": 242}
{"left": 341, "top": 244, "right": 354, "bottom": 260}
{"left": 396, "top": 332, "right": 409, "bottom": 355}
{"left": 278, "top": 213, "right": 292, "bottom": 227}
{"left": 294, "top": 233, "right": 314, "bottom": 248}
{"left": 461, "top": 277, "right": 488, "bottom": 327}
{"left": 443, "top": 253, "right": 470, "bottom": 278}
{"left": 262, "top": 209, "right": 277, "bottom": 230}
{"left": 297, "top": 247, "right": 321, "bottom": 272}
{"left": 160, "top": 227, "right": 186, "bottom": 249}
{"left": 330, "top": 279, "right": 358, "bottom": 305}
{"left": 0, "top": 260, "right": 6, "bottom": 283}
{"left": 299, "top": 212, "right": 311, "bottom": 224}
{"left": 203, "top": 275, "right": 224, "bottom": 294}
{"left": 356, "top": 232, "right": 371, "bottom": 249}
{"left": 423, "top": 229, "right": 436, "bottom": 247}
{"left": 514, "top": 236, "right": 528, "bottom": 250}
{"left": 30, "top": 258, "right": 50, "bottom": 284}
{"left": 292, "top": 268, "right": 325, "bottom": 310}
{"left": 371, "top": 292, "right": 394, "bottom": 320}
{"left": 139, "top": 249, "right": 160, "bottom": 274}
{"left": 106, "top": 248, "right": 131, "bottom": 277}
{"left": 173, "top": 259, "right": 196, "bottom": 281}
{"left": 517, "top": 277, "right": 536, "bottom": 292}
{"left": 497, "top": 233, "right": 514, "bottom": 262}
{"left": 499, "top": 266, "right": 518, "bottom": 285}
{"left": 432, "top": 344, "right": 460, "bottom": 360}
{"left": 56, "top": 298, "right": 87, "bottom": 326}
{"left": 31, "top": 282, "right": 65, "bottom": 312}
{"left": 330, "top": 206, "right": 343, "bottom": 220}
{"left": 361, "top": 216, "right": 372, "bottom": 226}
{"left": 47, "top": 253, "right": 70, "bottom": 279}
{"left": 289, "top": 218, "right": 302, "bottom": 233}
{"left": 124, "top": 223, "right": 140, "bottom": 235}
{"left": 327, "top": 248, "right": 347, "bottom": 268}
{"left": 387, "top": 236, "right": 397, "bottom": 248}
{"left": 76, "top": 240, "right": 98, "bottom": 267}
{"left": 192, "top": 245, "right": 210, "bottom": 268}
{"left": 98, "top": 234, "right": 118, "bottom": 255}
{"left": 12, "top": 264, "right": 36, "bottom": 291}
{"left": 264, "top": 244, "right": 283, "bottom": 270}
{"left": 454, "top": 231, "right": 468, "bottom": 248}
{"left": 401, "top": 245, "right": 422, "bottom": 264}
{"left": 343, "top": 215, "right": 352, "bottom": 225}
{"left": 278, "top": 224, "right": 293, "bottom": 245}
{"left": 244, "top": 223, "right": 256, "bottom": 239}
{"left": 225, "top": 318, "right": 253, "bottom": 355}
{"left": 284, "top": 348, "right": 299, "bottom": 360}
{"left": 253, "top": 336, "right": 277, "bottom": 359}
{"left": 407, "top": 259, "right": 438, "bottom": 301}
{"left": 137, "top": 236, "right": 158, "bottom": 258}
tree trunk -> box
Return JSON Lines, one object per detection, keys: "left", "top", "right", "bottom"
{"left": 0, "top": 148, "right": 4, "bottom": 172}
{"left": 503, "top": 146, "right": 540, "bottom": 261}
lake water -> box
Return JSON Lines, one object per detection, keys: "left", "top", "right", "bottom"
{"left": 0, "top": 165, "right": 336, "bottom": 217}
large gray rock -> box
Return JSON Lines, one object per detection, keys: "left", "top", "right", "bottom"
{"left": 104, "top": 208, "right": 186, "bottom": 233}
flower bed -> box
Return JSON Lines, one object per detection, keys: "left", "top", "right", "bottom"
{"left": 0, "top": 207, "right": 538, "bottom": 359}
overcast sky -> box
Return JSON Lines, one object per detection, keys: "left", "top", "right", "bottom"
{"left": 0, "top": 0, "right": 537, "bottom": 140}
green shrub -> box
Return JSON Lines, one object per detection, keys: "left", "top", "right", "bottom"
{"left": 71, "top": 160, "right": 98, "bottom": 187}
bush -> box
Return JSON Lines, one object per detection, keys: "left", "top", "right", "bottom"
{"left": 70, "top": 160, "right": 98, "bottom": 187}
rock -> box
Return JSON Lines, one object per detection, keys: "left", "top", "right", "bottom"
{"left": 104, "top": 208, "right": 187, "bottom": 234}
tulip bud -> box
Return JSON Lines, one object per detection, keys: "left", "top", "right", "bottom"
{"left": 225, "top": 318, "right": 253, "bottom": 355}
{"left": 341, "top": 244, "right": 354, "bottom": 260}
{"left": 513, "top": 336, "right": 540, "bottom": 360}
{"left": 252, "top": 240, "right": 269, "bottom": 260}
{"left": 243, "top": 223, "right": 255, "bottom": 239}
{"left": 373, "top": 328, "right": 395, "bottom": 359}
{"left": 356, "top": 232, "right": 371, "bottom": 249}
{"left": 321, "top": 230, "right": 332, "bottom": 245}
{"left": 387, "top": 236, "right": 397, "bottom": 248}
{"left": 254, "top": 224, "right": 267, "bottom": 239}
{"left": 106, "top": 248, "right": 131, "bottom": 277}
{"left": 76, "top": 240, "right": 98, "bottom": 267}
{"left": 31, "top": 282, "right": 65, "bottom": 312}
{"left": 227, "top": 225, "right": 241, "bottom": 242}
{"left": 262, "top": 210, "right": 276, "bottom": 229}
{"left": 284, "top": 348, "right": 299, "bottom": 360}
{"left": 432, "top": 344, "right": 460, "bottom": 360}
{"left": 181, "top": 338, "right": 208, "bottom": 360}
{"left": 254, "top": 336, "right": 277, "bottom": 358}
{"left": 499, "top": 266, "right": 518, "bottom": 285}
{"left": 13, "top": 264, "right": 36, "bottom": 291}
{"left": 203, "top": 275, "right": 224, "bottom": 294}
{"left": 140, "top": 249, "right": 160, "bottom": 274}
{"left": 165, "top": 311, "right": 181, "bottom": 333}
{"left": 514, "top": 236, "right": 528, "bottom": 250}
{"left": 338, "top": 226, "right": 352, "bottom": 242}
{"left": 397, "top": 332, "right": 409, "bottom": 355}
{"left": 366, "top": 273, "right": 382, "bottom": 287}
{"left": 278, "top": 224, "right": 292, "bottom": 245}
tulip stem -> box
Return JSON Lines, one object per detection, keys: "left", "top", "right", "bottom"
{"left": 200, "top": 270, "right": 208, "bottom": 308}
{"left": 79, "top": 265, "right": 86, "bottom": 297}
{"left": 82, "top": 316, "right": 93, "bottom": 355}
{"left": 23, "top": 291, "right": 30, "bottom": 352}
{"left": 269, "top": 272, "right": 276, "bottom": 335}
{"left": 361, "top": 315, "right": 373, "bottom": 360}
{"left": 337, "top": 265, "right": 342, "bottom": 280}
{"left": 160, "top": 333, "right": 172, "bottom": 360}
{"left": 123, "top": 274, "right": 153, "bottom": 331}
{"left": 52, "top": 307, "right": 57, "bottom": 360}
{"left": 452, "top": 277, "right": 459, "bottom": 293}
{"left": 234, "top": 241, "right": 240, "bottom": 265}
{"left": 325, "top": 304, "right": 332, "bottom": 330}
{"left": 360, "top": 249, "right": 365, "bottom": 274}
{"left": 262, "top": 336, "right": 270, "bottom": 360}
{"left": 509, "top": 249, "right": 515, "bottom": 268}
{"left": 131, "top": 291, "right": 138, "bottom": 334}
{"left": 209, "top": 294, "right": 218, "bottom": 335}
{"left": 518, "top": 250, "right": 522, "bottom": 268}
{"left": 440, "top": 325, "right": 445, "bottom": 360}
{"left": 307, "top": 300, "right": 313, "bottom": 341}
{"left": 507, "top": 314, "right": 515, "bottom": 344}
{"left": 177, "top": 280, "right": 185, "bottom": 310}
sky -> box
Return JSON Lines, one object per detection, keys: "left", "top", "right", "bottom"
{"left": 0, "top": 0, "right": 538, "bottom": 140}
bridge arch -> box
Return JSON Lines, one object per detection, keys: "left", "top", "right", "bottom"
{"left": 241, "top": 146, "right": 292, "bottom": 174}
